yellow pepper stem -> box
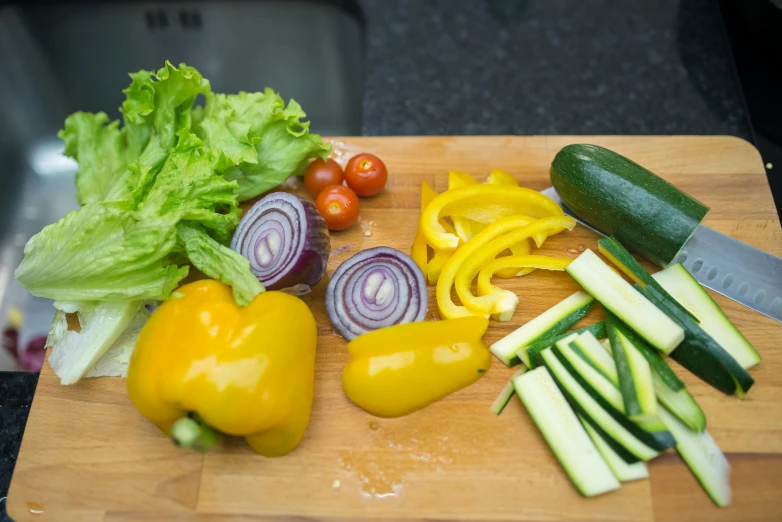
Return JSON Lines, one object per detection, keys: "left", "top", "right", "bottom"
{"left": 171, "top": 417, "right": 220, "bottom": 452}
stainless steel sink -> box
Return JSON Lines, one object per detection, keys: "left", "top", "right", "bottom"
{"left": 0, "top": 1, "right": 365, "bottom": 370}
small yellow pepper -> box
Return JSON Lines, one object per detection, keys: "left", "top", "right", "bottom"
{"left": 342, "top": 317, "right": 491, "bottom": 417}
{"left": 127, "top": 280, "right": 317, "bottom": 457}
{"left": 454, "top": 217, "right": 576, "bottom": 319}
{"left": 421, "top": 185, "right": 565, "bottom": 251}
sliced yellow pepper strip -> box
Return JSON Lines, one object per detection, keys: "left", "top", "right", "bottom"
{"left": 494, "top": 238, "right": 534, "bottom": 279}
{"left": 448, "top": 171, "right": 483, "bottom": 243}
{"left": 422, "top": 185, "right": 564, "bottom": 251}
{"left": 486, "top": 168, "right": 519, "bottom": 186}
{"left": 410, "top": 182, "right": 435, "bottom": 274}
{"left": 476, "top": 255, "right": 572, "bottom": 321}
{"left": 454, "top": 216, "right": 576, "bottom": 319}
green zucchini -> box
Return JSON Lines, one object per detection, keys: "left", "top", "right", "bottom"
{"left": 542, "top": 341, "right": 661, "bottom": 462}
{"left": 658, "top": 407, "right": 731, "bottom": 507}
{"left": 524, "top": 321, "right": 606, "bottom": 369}
{"left": 580, "top": 415, "right": 649, "bottom": 482}
{"left": 637, "top": 284, "right": 754, "bottom": 396}
{"left": 601, "top": 335, "right": 706, "bottom": 433}
{"left": 565, "top": 249, "right": 684, "bottom": 354}
{"left": 551, "top": 144, "right": 709, "bottom": 267}
{"left": 605, "top": 314, "right": 658, "bottom": 422}
{"left": 513, "top": 367, "right": 620, "bottom": 497}
{"left": 551, "top": 341, "right": 675, "bottom": 451}
{"left": 490, "top": 291, "right": 595, "bottom": 367}
{"left": 653, "top": 263, "right": 760, "bottom": 370}
{"left": 490, "top": 368, "right": 527, "bottom": 415}
{"left": 598, "top": 236, "right": 698, "bottom": 323}
{"left": 572, "top": 332, "right": 618, "bottom": 384}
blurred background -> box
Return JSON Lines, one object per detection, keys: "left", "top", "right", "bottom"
{"left": 0, "top": 0, "right": 780, "bottom": 517}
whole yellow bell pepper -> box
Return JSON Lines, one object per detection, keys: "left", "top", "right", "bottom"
{"left": 342, "top": 317, "right": 491, "bottom": 417}
{"left": 127, "top": 280, "right": 317, "bottom": 457}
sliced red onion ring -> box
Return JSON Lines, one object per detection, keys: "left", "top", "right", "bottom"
{"left": 230, "top": 192, "right": 330, "bottom": 290}
{"left": 326, "top": 246, "right": 427, "bottom": 340}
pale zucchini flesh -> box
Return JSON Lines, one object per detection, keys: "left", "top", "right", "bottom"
{"left": 513, "top": 367, "right": 620, "bottom": 497}
{"left": 659, "top": 407, "right": 731, "bottom": 507}
{"left": 580, "top": 415, "right": 649, "bottom": 482}
{"left": 653, "top": 263, "right": 760, "bottom": 370}
{"left": 523, "top": 321, "right": 606, "bottom": 369}
{"left": 542, "top": 345, "right": 660, "bottom": 462}
{"left": 551, "top": 340, "right": 674, "bottom": 451}
{"left": 565, "top": 249, "right": 684, "bottom": 354}
{"left": 491, "top": 367, "right": 527, "bottom": 415}
{"left": 490, "top": 290, "right": 594, "bottom": 367}
{"left": 602, "top": 337, "right": 706, "bottom": 433}
{"left": 606, "top": 317, "right": 658, "bottom": 422}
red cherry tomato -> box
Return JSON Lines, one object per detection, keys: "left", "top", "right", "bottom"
{"left": 315, "top": 185, "right": 360, "bottom": 231}
{"left": 304, "top": 158, "right": 344, "bottom": 197}
{"left": 344, "top": 153, "right": 387, "bottom": 197}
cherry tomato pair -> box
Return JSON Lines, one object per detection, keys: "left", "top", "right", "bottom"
{"left": 305, "top": 153, "right": 387, "bottom": 231}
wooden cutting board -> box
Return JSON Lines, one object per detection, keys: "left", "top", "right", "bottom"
{"left": 7, "top": 136, "right": 782, "bottom": 522}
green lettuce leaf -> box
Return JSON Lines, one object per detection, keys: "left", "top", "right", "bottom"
{"left": 194, "top": 89, "right": 330, "bottom": 201}
{"left": 59, "top": 112, "right": 130, "bottom": 205}
{"left": 121, "top": 61, "right": 211, "bottom": 154}
{"left": 176, "top": 222, "right": 264, "bottom": 306}
{"left": 15, "top": 202, "right": 188, "bottom": 301}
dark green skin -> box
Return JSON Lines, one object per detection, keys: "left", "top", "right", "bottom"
{"left": 636, "top": 285, "right": 754, "bottom": 395}
{"left": 551, "top": 145, "right": 709, "bottom": 267}
{"left": 524, "top": 316, "right": 603, "bottom": 368}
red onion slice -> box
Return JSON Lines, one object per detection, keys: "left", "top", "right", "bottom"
{"left": 230, "top": 192, "right": 330, "bottom": 290}
{"left": 326, "top": 246, "right": 427, "bottom": 340}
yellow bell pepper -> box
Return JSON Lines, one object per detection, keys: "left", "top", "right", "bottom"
{"left": 437, "top": 215, "right": 536, "bottom": 319}
{"left": 341, "top": 317, "right": 491, "bottom": 417}
{"left": 474, "top": 254, "right": 573, "bottom": 321}
{"left": 126, "top": 280, "right": 317, "bottom": 457}
{"left": 411, "top": 181, "right": 454, "bottom": 284}
{"left": 421, "top": 185, "right": 564, "bottom": 251}
{"left": 485, "top": 168, "right": 519, "bottom": 186}
{"left": 448, "top": 170, "right": 483, "bottom": 243}
{"left": 454, "top": 217, "right": 576, "bottom": 319}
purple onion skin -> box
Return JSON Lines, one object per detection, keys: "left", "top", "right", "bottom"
{"left": 326, "top": 247, "right": 428, "bottom": 340}
{"left": 231, "top": 193, "right": 330, "bottom": 290}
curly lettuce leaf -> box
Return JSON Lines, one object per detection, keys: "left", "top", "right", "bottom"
{"left": 176, "top": 222, "right": 264, "bottom": 305}
{"left": 139, "top": 131, "right": 241, "bottom": 244}
{"left": 15, "top": 202, "right": 188, "bottom": 301}
{"left": 121, "top": 61, "right": 211, "bottom": 154}
{"left": 59, "top": 112, "right": 130, "bottom": 205}
{"left": 194, "top": 89, "right": 330, "bottom": 201}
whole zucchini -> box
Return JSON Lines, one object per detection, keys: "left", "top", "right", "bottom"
{"left": 550, "top": 144, "right": 709, "bottom": 267}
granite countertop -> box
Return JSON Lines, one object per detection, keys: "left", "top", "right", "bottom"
{"left": 0, "top": 0, "right": 750, "bottom": 519}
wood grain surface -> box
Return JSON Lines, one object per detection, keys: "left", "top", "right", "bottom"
{"left": 7, "top": 136, "right": 782, "bottom": 522}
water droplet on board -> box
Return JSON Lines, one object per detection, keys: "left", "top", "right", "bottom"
{"left": 27, "top": 502, "right": 44, "bottom": 515}
{"left": 566, "top": 247, "right": 580, "bottom": 257}
{"left": 368, "top": 421, "right": 380, "bottom": 431}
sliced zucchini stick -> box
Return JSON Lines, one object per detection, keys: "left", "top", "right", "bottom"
{"left": 513, "top": 367, "right": 620, "bottom": 497}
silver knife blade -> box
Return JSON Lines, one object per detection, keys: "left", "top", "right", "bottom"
{"left": 541, "top": 186, "right": 782, "bottom": 323}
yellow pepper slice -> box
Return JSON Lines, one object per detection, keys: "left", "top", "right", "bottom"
{"left": 437, "top": 215, "right": 537, "bottom": 319}
{"left": 475, "top": 255, "right": 572, "bottom": 321}
{"left": 448, "top": 171, "right": 483, "bottom": 243}
{"left": 422, "top": 185, "right": 564, "bottom": 251}
{"left": 486, "top": 168, "right": 519, "bottom": 186}
{"left": 454, "top": 216, "right": 576, "bottom": 319}
{"left": 342, "top": 317, "right": 490, "bottom": 417}
{"left": 411, "top": 181, "right": 455, "bottom": 280}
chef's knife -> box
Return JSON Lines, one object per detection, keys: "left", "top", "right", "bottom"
{"left": 541, "top": 186, "right": 782, "bottom": 323}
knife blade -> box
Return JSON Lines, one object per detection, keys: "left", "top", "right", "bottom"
{"left": 541, "top": 186, "right": 782, "bottom": 323}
